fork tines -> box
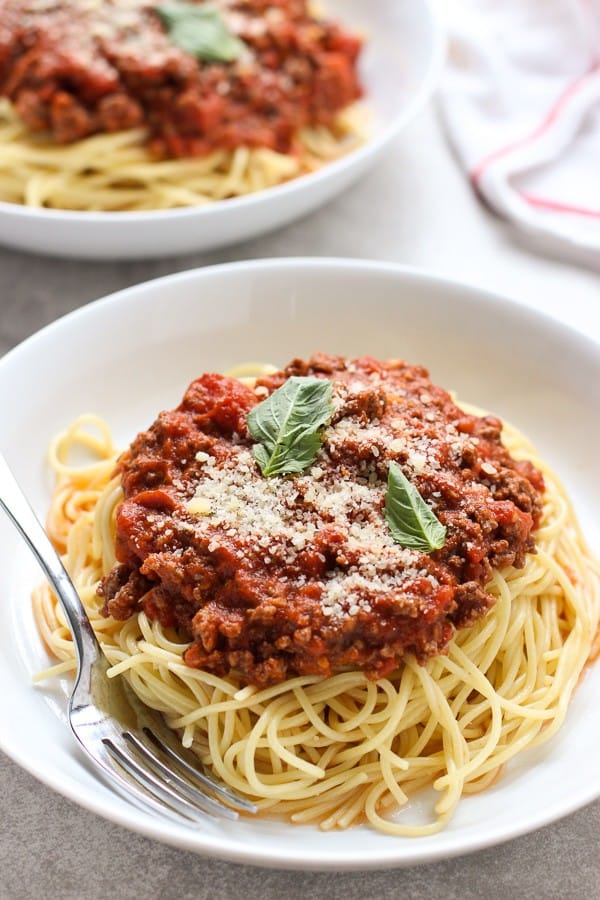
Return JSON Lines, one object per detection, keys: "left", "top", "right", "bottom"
{"left": 102, "top": 729, "right": 257, "bottom": 825}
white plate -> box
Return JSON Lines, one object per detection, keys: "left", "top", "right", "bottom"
{"left": 1, "top": 259, "right": 599, "bottom": 870}
{"left": 0, "top": 0, "right": 442, "bottom": 260}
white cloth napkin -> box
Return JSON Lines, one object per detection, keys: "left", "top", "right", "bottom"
{"left": 437, "top": 0, "right": 600, "bottom": 267}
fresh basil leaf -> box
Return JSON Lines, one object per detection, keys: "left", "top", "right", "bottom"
{"left": 156, "top": 2, "right": 247, "bottom": 63}
{"left": 247, "top": 376, "right": 334, "bottom": 477}
{"left": 385, "top": 461, "right": 447, "bottom": 553}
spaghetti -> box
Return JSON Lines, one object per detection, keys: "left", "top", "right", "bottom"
{"left": 33, "top": 370, "right": 600, "bottom": 837}
{"left": 0, "top": 99, "right": 364, "bottom": 211}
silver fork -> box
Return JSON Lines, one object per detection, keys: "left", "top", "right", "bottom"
{"left": 0, "top": 452, "right": 257, "bottom": 826}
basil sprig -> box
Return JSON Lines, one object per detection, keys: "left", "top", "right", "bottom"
{"left": 385, "top": 461, "right": 446, "bottom": 553}
{"left": 156, "top": 2, "right": 247, "bottom": 63}
{"left": 247, "top": 377, "right": 334, "bottom": 477}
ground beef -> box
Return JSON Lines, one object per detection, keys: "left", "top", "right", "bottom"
{"left": 0, "top": 0, "right": 362, "bottom": 157}
{"left": 97, "top": 354, "right": 544, "bottom": 687}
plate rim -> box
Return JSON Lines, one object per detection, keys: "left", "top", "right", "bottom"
{"left": 3, "top": 256, "right": 600, "bottom": 368}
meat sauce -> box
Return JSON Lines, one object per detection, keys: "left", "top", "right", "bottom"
{"left": 97, "top": 355, "right": 545, "bottom": 687}
{"left": 0, "top": 0, "right": 362, "bottom": 157}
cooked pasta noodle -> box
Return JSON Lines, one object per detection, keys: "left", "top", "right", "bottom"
{"left": 0, "top": 100, "right": 364, "bottom": 212}
{"left": 32, "top": 397, "right": 600, "bottom": 836}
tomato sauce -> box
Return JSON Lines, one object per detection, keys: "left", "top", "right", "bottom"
{"left": 98, "top": 355, "right": 544, "bottom": 687}
{"left": 0, "top": 0, "right": 362, "bottom": 157}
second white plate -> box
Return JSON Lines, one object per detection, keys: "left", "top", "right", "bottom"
{"left": 0, "top": 0, "right": 442, "bottom": 259}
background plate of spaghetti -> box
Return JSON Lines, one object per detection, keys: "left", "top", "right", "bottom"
{"left": 0, "top": 0, "right": 441, "bottom": 259}
{"left": 1, "top": 259, "right": 599, "bottom": 870}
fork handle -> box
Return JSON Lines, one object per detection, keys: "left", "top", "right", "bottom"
{"left": 0, "top": 451, "right": 100, "bottom": 666}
